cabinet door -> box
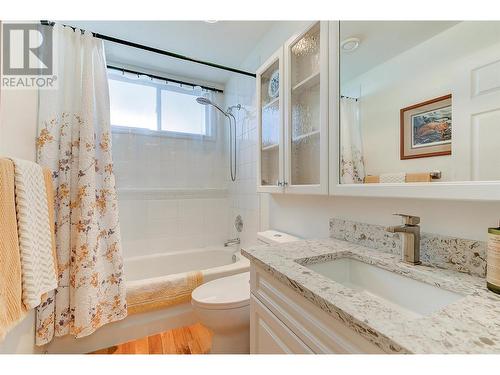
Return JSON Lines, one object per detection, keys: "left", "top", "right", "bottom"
{"left": 250, "top": 295, "right": 313, "bottom": 354}
{"left": 284, "top": 21, "right": 329, "bottom": 194}
{"left": 257, "top": 47, "right": 285, "bottom": 193}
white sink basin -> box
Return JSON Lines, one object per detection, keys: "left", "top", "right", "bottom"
{"left": 305, "top": 257, "right": 464, "bottom": 317}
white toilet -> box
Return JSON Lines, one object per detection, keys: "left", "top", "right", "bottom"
{"left": 191, "top": 230, "right": 300, "bottom": 354}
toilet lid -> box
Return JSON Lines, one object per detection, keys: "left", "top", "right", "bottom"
{"left": 191, "top": 272, "right": 250, "bottom": 310}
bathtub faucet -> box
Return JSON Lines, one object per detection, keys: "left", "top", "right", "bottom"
{"left": 224, "top": 238, "right": 240, "bottom": 247}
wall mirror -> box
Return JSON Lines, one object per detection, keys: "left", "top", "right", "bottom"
{"left": 334, "top": 21, "right": 500, "bottom": 200}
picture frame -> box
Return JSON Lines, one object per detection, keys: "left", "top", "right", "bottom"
{"left": 400, "top": 94, "right": 452, "bottom": 160}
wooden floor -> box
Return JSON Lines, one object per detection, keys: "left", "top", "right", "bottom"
{"left": 91, "top": 323, "right": 213, "bottom": 354}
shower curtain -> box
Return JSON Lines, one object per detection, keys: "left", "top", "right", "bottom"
{"left": 35, "top": 25, "right": 127, "bottom": 345}
{"left": 340, "top": 97, "right": 365, "bottom": 184}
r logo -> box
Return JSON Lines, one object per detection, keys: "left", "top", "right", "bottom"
{"left": 2, "top": 23, "right": 53, "bottom": 76}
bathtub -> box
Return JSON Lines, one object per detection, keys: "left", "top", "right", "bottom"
{"left": 124, "top": 246, "right": 249, "bottom": 283}
{"left": 46, "top": 246, "right": 249, "bottom": 354}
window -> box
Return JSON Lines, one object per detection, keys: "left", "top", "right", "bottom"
{"left": 108, "top": 71, "right": 209, "bottom": 137}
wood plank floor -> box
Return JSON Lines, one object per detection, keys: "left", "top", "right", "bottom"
{"left": 91, "top": 323, "right": 213, "bottom": 354}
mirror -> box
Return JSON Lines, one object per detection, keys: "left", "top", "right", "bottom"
{"left": 339, "top": 21, "right": 500, "bottom": 185}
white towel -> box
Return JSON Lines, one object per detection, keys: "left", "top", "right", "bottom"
{"left": 11, "top": 159, "right": 57, "bottom": 309}
{"left": 379, "top": 172, "right": 406, "bottom": 183}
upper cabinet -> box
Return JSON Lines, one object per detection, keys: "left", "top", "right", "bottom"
{"left": 257, "top": 21, "right": 329, "bottom": 194}
{"left": 257, "top": 47, "right": 284, "bottom": 193}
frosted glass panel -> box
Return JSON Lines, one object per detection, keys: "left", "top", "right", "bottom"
{"left": 109, "top": 79, "right": 157, "bottom": 130}
{"left": 291, "top": 23, "right": 320, "bottom": 87}
{"left": 290, "top": 23, "right": 321, "bottom": 185}
{"left": 262, "top": 101, "right": 279, "bottom": 147}
{"left": 260, "top": 59, "right": 280, "bottom": 186}
{"left": 161, "top": 90, "right": 206, "bottom": 135}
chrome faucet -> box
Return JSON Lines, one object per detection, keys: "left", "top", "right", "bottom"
{"left": 224, "top": 238, "right": 240, "bottom": 247}
{"left": 385, "top": 214, "right": 421, "bottom": 265}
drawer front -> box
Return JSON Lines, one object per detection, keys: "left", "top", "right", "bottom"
{"left": 251, "top": 265, "right": 385, "bottom": 354}
{"left": 250, "top": 295, "right": 314, "bottom": 354}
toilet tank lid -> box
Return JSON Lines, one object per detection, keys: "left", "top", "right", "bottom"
{"left": 257, "top": 230, "right": 300, "bottom": 245}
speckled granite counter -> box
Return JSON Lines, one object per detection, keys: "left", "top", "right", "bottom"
{"left": 242, "top": 238, "right": 500, "bottom": 353}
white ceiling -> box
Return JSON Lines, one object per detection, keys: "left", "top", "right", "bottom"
{"left": 64, "top": 21, "right": 277, "bottom": 85}
{"left": 340, "top": 21, "right": 460, "bottom": 83}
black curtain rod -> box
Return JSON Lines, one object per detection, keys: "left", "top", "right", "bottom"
{"left": 107, "top": 65, "right": 223, "bottom": 93}
{"left": 40, "top": 20, "right": 256, "bottom": 78}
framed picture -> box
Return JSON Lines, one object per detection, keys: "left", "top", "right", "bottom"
{"left": 400, "top": 94, "right": 452, "bottom": 160}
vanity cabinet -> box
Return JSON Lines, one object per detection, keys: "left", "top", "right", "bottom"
{"left": 249, "top": 265, "right": 384, "bottom": 354}
{"left": 257, "top": 21, "right": 329, "bottom": 195}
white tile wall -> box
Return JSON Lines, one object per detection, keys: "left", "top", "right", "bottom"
{"left": 118, "top": 196, "right": 229, "bottom": 258}
{"left": 112, "top": 122, "right": 231, "bottom": 259}
{"left": 224, "top": 76, "right": 261, "bottom": 247}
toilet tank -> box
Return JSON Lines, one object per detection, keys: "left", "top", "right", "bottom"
{"left": 257, "top": 230, "right": 300, "bottom": 245}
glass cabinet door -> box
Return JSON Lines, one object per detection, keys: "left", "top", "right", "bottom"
{"left": 285, "top": 22, "right": 328, "bottom": 194}
{"left": 257, "top": 48, "right": 284, "bottom": 192}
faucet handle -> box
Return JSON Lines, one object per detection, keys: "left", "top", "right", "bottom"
{"left": 393, "top": 213, "right": 420, "bottom": 225}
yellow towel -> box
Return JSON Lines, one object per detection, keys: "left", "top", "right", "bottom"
{"left": 364, "top": 173, "right": 432, "bottom": 183}
{"left": 364, "top": 175, "right": 380, "bottom": 183}
{"left": 405, "top": 173, "right": 432, "bottom": 183}
{"left": 0, "top": 159, "right": 27, "bottom": 341}
{"left": 126, "top": 271, "right": 204, "bottom": 315}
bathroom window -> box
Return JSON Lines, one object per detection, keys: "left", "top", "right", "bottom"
{"left": 108, "top": 71, "right": 210, "bottom": 138}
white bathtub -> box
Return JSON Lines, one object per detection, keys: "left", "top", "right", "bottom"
{"left": 47, "top": 246, "right": 249, "bottom": 354}
{"left": 124, "top": 246, "right": 249, "bottom": 283}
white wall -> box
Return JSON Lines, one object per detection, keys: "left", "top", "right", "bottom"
{"left": 230, "top": 21, "right": 500, "bottom": 248}
{"left": 224, "top": 75, "right": 259, "bottom": 246}
{"left": 0, "top": 88, "right": 38, "bottom": 353}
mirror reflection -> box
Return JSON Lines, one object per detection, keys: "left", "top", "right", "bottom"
{"left": 339, "top": 21, "right": 500, "bottom": 184}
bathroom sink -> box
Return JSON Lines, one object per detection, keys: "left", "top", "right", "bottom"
{"left": 304, "top": 257, "right": 464, "bottom": 317}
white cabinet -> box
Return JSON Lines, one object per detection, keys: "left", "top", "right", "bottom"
{"left": 257, "top": 21, "right": 329, "bottom": 195}
{"left": 249, "top": 264, "right": 385, "bottom": 354}
{"left": 250, "top": 295, "right": 313, "bottom": 354}
{"left": 257, "top": 47, "right": 284, "bottom": 193}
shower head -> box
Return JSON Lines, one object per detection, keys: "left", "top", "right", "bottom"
{"left": 196, "top": 97, "right": 212, "bottom": 106}
{"left": 196, "top": 97, "right": 227, "bottom": 116}
{"left": 196, "top": 96, "right": 240, "bottom": 181}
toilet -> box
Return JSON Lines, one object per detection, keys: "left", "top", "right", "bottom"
{"left": 191, "top": 230, "right": 300, "bottom": 353}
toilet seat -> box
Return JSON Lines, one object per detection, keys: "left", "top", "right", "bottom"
{"left": 191, "top": 272, "right": 250, "bottom": 310}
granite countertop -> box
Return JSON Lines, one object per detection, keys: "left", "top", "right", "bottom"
{"left": 242, "top": 238, "right": 500, "bottom": 354}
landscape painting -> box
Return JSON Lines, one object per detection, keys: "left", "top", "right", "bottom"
{"left": 411, "top": 105, "right": 452, "bottom": 148}
{"left": 400, "top": 94, "right": 452, "bottom": 159}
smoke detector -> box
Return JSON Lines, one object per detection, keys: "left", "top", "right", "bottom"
{"left": 341, "top": 37, "right": 361, "bottom": 52}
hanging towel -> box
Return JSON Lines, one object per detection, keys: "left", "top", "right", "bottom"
{"left": 42, "top": 168, "right": 58, "bottom": 278}
{"left": 0, "top": 159, "right": 27, "bottom": 341}
{"left": 11, "top": 158, "right": 58, "bottom": 309}
{"left": 126, "top": 271, "right": 204, "bottom": 315}
{"left": 379, "top": 172, "right": 406, "bottom": 183}
{"left": 365, "top": 173, "right": 432, "bottom": 183}
{"left": 405, "top": 173, "right": 432, "bottom": 183}
{"left": 364, "top": 175, "right": 380, "bottom": 183}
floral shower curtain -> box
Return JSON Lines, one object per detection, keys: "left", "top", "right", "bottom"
{"left": 35, "top": 25, "right": 127, "bottom": 345}
{"left": 340, "top": 97, "right": 365, "bottom": 184}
